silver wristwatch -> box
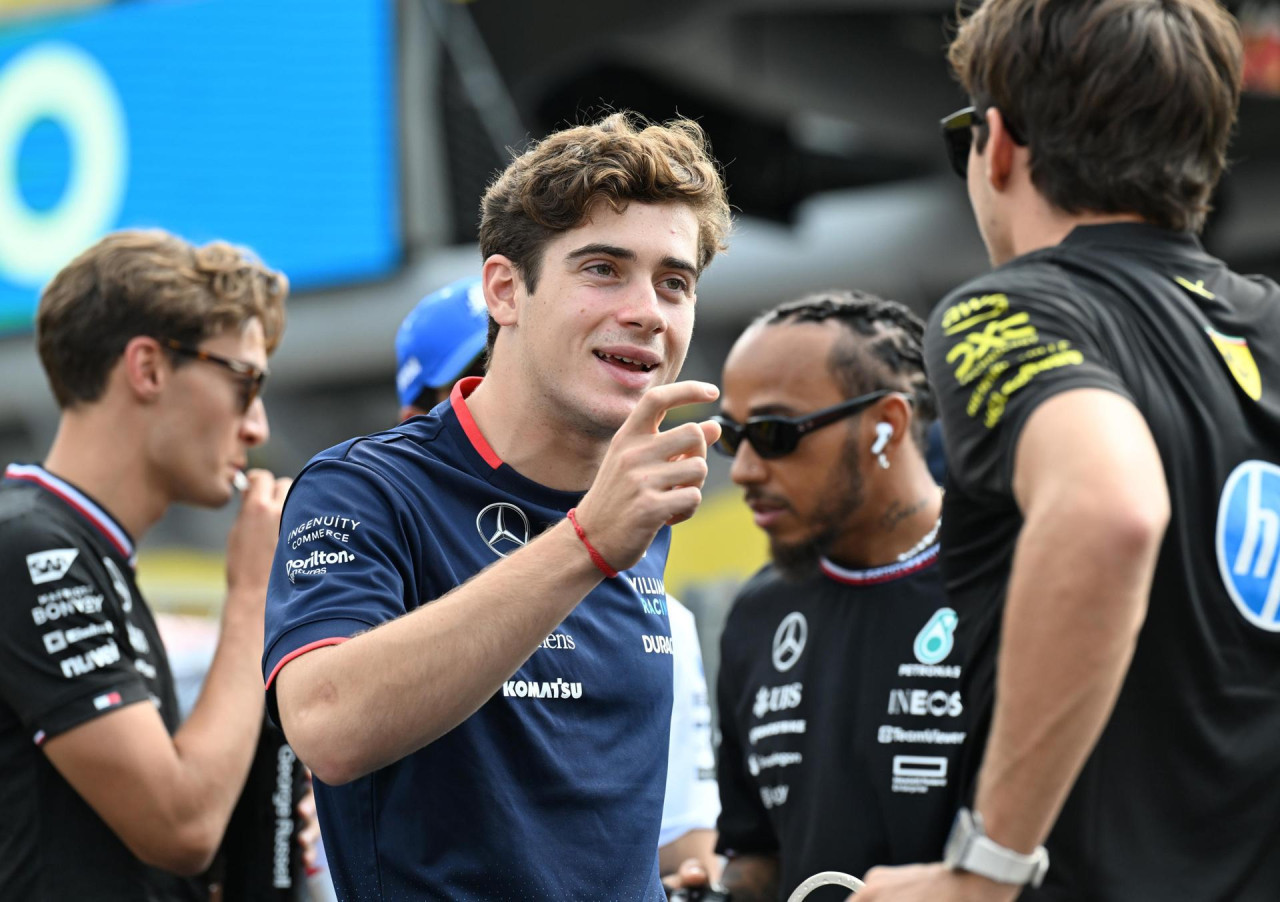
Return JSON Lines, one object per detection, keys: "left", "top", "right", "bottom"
{"left": 943, "top": 808, "right": 1049, "bottom": 888}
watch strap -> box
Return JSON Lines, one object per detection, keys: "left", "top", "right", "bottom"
{"left": 946, "top": 808, "right": 1050, "bottom": 888}
{"left": 959, "top": 833, "right": 1049, "bottom": 886}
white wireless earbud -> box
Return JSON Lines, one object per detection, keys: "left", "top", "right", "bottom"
{"left": 871, "top": 422, "right": 894, "bottom": 455}
{"left": 872, "top": 422, "right": 894, "bottom": 469}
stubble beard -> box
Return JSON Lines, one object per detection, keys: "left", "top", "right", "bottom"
{"left": 769, "top": 435, "right": 865, "bottom": 580}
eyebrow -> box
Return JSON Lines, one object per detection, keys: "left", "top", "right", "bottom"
{"left": 748, "top": 404, "right": 797, "bottom": 417}
{"left": 721, "top": 403, "right": 796, "bottom": 421}
{"left": 565, "top": 243, "right": 698, "bottom": 278}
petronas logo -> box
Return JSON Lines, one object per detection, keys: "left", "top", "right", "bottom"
{"left": 913, "top": 608, "right": 958, "bottom": 665}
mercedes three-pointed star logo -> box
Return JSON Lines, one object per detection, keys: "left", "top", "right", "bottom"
{"left": 476, "top": 502, "right": 531, "bottom": 558}
{"left": 772, "top": 611, "right": 808, "bottom": 672}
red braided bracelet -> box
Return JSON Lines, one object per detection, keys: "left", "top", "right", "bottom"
{"left": 566, "top": 507, "right": 618, "bottom": 578}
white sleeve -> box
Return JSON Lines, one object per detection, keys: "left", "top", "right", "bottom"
{"left": 660, "top": 596, "right": 721, "bottom": 847}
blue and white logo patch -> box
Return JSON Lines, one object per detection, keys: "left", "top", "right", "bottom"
{"left": 914, "top": 608, "right": 958, "bottom": 665}
{"left": 1216, "top": 460, "right": 1280, "bottom": 632}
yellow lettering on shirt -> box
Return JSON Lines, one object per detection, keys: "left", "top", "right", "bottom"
{"left": 941, "top": 293, "right": 1010, "bottom": 335}
{"left": 946, "top": 312, "right": 1039, "bottom": 383}
{"left": 1175, "top": 276, "right": 1216, "bottom": 300}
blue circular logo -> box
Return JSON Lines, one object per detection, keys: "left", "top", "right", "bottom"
{"left": 17, "top": 116, "right": 72, "bottom": 212}
{"left": 1216, "top": 460, "right": 1280, "bottom": 632}
{"left": 0, "top": 42, "right": 128, "bottom": 285}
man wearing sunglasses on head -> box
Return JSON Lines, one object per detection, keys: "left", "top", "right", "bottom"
{"left": 859, "top": 2, "right": 1280, "bottom": 901}
{"left": 0, "top": 230, "right": 294, "bottom": 899}
{"left": 669, "top": 291, "right": 964, "bottom": 902}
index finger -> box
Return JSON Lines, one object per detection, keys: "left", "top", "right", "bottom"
{"left": 242, "top": 468, "right": 276, "bottom": 500}
{"left": 272, "top": 476, "right": 294, "bottom": 503}
{"left": 620, "top": 380, "right": 720, "bottom": 437}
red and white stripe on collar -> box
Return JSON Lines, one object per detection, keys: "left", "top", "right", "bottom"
{"left": 4, "top": 464, "right": 136, "bottom": 566}
{"left": 819, "top": 542, "right": 939, "bottom": 587}
{"left": 450, "top": 376, "right": 504, "bottom": 470}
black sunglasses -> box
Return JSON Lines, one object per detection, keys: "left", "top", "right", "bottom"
{"left": 940, "top": 105, "right": 1026, "bottom": 179}
{"left": 712, "top": 389, "right": 897, "bottom": 460}
{"left": 165, "top": 339, "right": 268, "bottom": 414}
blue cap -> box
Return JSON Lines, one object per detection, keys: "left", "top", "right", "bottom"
{"left": 394, "top": 277, "right": 489, "bottom": 407}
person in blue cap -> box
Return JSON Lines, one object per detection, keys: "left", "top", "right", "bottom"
{"left": 394, "top": 276, "right": 490, "bottom": 420}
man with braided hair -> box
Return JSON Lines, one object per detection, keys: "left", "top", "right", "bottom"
{"left": 671, "top": 291, "right": 965, "bottom": 901}
{"left": 265, "top": 112, "right": 731, "bottom": 899}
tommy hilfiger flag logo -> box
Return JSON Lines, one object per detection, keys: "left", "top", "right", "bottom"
{"left": 93, "top": 691, "right": 123, "bottom": 711}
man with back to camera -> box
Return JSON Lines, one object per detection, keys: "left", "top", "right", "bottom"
{"left": 263, "top": 112, "right": 732, "bottom": 900}
{"left": 667, "top": 292, "right": 964, "bottom": 902}
{"left": 396, "top": 274, "right": 724, "bottom": 881}
{"left": 858, "top": 1, "right": 1280, "bottom": 899}
{"left": 0, "top": 229, "right": 292, "bottom": 900}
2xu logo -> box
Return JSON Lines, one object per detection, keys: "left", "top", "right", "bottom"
{"left": 1217, "top": 460, "right": 1280, "bottom": 631}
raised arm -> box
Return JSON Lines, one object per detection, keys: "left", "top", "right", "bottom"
{"left": 42, "top": 471, "right": 290, "bottom": 875}
{"left": 273, "top": 381, "right": 721, "bottom": 785}
{"left": 859, "top": 389, "right": 1169, "bottom": 901}
{"left": 972, "top": 388, "right": 1168, "bottom": 851}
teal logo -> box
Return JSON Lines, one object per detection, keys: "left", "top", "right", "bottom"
{"left": 913, "top": 608, "right": 958, "bottom": 665}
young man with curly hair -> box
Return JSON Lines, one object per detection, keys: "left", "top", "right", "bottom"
{"left": 264, "top": 112, "right": 732, "bottom": 899}
{"left": 0, "top": 230, "right": 292, "bottom": 899}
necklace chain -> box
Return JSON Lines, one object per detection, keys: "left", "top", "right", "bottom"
{"left": 896, "top": 510, "right": 943, "bottom": 563}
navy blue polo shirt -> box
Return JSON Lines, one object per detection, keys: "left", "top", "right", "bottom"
{"left": 263, "top": 379, "right": 673, "bottom": 901}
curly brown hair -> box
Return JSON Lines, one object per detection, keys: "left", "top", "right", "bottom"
{"left": 478, "top": 111, "right": 731, "bottom": 353}
{"left": 37, "top": 229, "right": 288, "bottom": 408}
{"left": 949, "top": 0, "right": 1242, "bottom": 233}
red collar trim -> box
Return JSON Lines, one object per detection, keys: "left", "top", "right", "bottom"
{"left": 4, "top": 464, "right": 136, "bottom": 566}
{"left": 265, "top": 637, "right": 349, "bottom": 691}
{"left": 450, "top": 377, "right": 503, "bottom": 470}
{"left": 819, "top": 543, "right": 939, "bottom": 586}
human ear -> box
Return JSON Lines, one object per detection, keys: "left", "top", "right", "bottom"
{"left": 983, "top": 107, "right": 1018, "bottom": 192}
{"left": 481, "top": 255, "right": 521, "bottom": 328}
{"left": 119, "top": 336, "right": 166, "bottom": 404}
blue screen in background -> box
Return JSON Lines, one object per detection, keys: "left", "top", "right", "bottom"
{"left": 0, "top": 0, "right": 400, "bottom": 333}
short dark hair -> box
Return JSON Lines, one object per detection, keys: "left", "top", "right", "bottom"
{"left": 949, "top": 0, "right": 1243, "bottom": 232}
{"left": 478, "top": 111, "right": 731, "bottom": 357}
{"left": 754, "top": 290, "right": 934, "bottom": 448}
{"left": 37, "top": 230, "right": 288, "bottom": 408}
